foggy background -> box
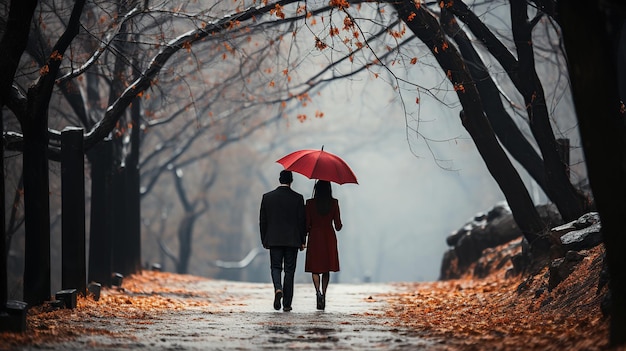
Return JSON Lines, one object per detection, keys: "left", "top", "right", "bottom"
{"left": 216, "top": 65, "right": 583, "bottom": 284}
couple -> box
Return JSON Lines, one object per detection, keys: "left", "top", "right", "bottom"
{"left": 259, "top": 170, "right": 343, "bottom": 312}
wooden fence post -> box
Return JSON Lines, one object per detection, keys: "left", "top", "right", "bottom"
{"left": 61, "top": 127, "right": 86, "bottom": 295}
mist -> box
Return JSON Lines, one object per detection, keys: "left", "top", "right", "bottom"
{"left": 251, "top": 77, "right": 518, "bottom": 283}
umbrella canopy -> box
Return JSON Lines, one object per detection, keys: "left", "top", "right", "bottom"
{"left": 276, "top": 148, "right": 358, "bottom": 185}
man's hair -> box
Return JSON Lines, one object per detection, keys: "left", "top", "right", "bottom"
{"left": 279, "top": 170, "right": 293, "bottom": 184}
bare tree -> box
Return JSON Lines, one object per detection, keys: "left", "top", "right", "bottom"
{"left": 558, "top": 1, "right": 626, "bottom": 345}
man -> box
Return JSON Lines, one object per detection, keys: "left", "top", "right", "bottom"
{"left": 259, "top": 170, "right": 306, "bottom": 312}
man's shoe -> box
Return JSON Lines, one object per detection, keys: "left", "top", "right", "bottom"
{"left": 273, "top": 290, "right": 283, "bottom": 310}
{"left": 283, "top": 306, "right": 292, "bottom": 312}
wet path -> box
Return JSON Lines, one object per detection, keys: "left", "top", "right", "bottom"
{"left": 25, "top": 281, "right": 435, "bottom": 350}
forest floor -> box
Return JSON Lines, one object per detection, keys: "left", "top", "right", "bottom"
{"left": 0, "top": 243, "right": 622, "bottom": 350}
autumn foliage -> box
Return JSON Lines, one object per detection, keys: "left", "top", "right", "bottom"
{"left": 0, "top": 272, "right": 212, "bottom": 349}
{"left": 0, "top": 245, "right": 620, "bottom": 350}
{"left": 384, "top": 244, "right": 619, "bottom": 351}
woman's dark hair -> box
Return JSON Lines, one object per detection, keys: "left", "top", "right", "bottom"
{"left": 313, "top": 180, "right": 332, "bottom": 215}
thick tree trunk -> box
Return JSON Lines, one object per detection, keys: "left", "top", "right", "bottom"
{"left": 447, "top": 0, "right": 588, "bottom": 222}
{"left": 0, "top": 0, "right": 38, "bottom": 309}
{"left": 111, "top": 165, "right": 132, "bottom": 276}
{"left": 440, "top": 10, "right": 549, "bottom": 194}
{"left": 558, "top": 2, "right": 626, "bottom": 346}
{"left": 0, "top": 110, "right": 6, "bottom": 308}
{"left": 394, "top": 1, "right": 547, "bottom": 244}
{"left": 509, "top": 0, "right": 587, "bottom": 222}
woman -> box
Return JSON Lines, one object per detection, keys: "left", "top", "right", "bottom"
{"left": 304, "top": 180, "right": 343, "bottom": 310}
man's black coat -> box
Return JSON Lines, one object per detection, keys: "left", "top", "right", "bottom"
{"left": 259, "top": 185, "right": 306, "bottom": 248}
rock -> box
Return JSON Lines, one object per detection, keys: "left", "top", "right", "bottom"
{"left": 572, "top": 212, "right": 600, "bottom": 229}
{"left": 549, "top": 212, "right": 602, "bottom": 257}
{"left": 439, "top": 250, "right": 460, "bottom": 280}
{"left": 559, "top": 222, "right": 602, "bottom": 251}
{"left": 548, "top": 251, "right": 586, "bottom": 291}
{"left": 440, "top": 203, "right": 561, "bottom": 280}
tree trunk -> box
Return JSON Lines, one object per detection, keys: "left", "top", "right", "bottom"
{"left": 111, "top": 165, "right": 132, "bottom": 276}
{"left": 509, "top": 0, "right": 587, "bottom": 222}
{"left": 177, "top": 216, "right": 194, "bottom": 274}
{"left": 0, "top": 0, "right": 38, "bottom": 309}
{"left": 0, "top": 110, "right": 6, "bottom": 308}
{"left": 440, "top": 10, "right": 549, "bottom": 194}
{"left": 558, "top": 2, "right": 626, "bottom": 346}
{"left": 87, "top": 141, "right": 113, "bottom": 287}
{"left": 447, "top": 0, "right": 588, "bottom": 222}
{"left": 394, "top": 1, "right": 547, "bottom": 244}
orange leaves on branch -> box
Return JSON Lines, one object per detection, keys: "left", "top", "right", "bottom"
{"left": 389, "top": 25, "right": 406, "bottom": 39}
{"left": 39, "top": 65, "right": 50, "bottom": 76}
{"left": 227, "top": 20, "right": 241, "bottom": 30}
{"left": 434, "top": 42, "right": 449, "bottom": 54}
{"left": 282, "top": 68, "right": 292, "bottom": 82}
{"left": 269, "top": 80, "right": 275, "bottom": 87}
{"left": 296, "top": 4, "right": 307, "bottom": 15}
{"left": 329, "top": 0, "right": 350, "bottom": 9}
{"left": 454, "top": 83, "right": 465, "bottom": 93}
{"left": 182, "top": 41, "right": 192, "bottom": 53}
{"left": 315, "top": 37, "right": 328, "bottom": 50}
{"left": 297, "top": 92, "right": 311, "bottom": 106}
{"left": 315, "top": 110, "right": 324, "bottom": 118}
{"left": 270, "top": 4, "right": 285, "bottom": 19}
{"left": 50, "top": 50, "right": 63, "bottom": 61}
{"left": 407, "top": 12, "right": 417, "bottom": 21}
{"left": 343, "top": 16, "right": 354, "bottom": 30}
{"left": 410, "top": 57, "right": 418, "bottom": 64}
{"left": 297, "top": 114, "right": 307, "bottom": 122}
{"left": 223, "top": 42, "right": 236, "bottom": 57}
{"left": 214, "top": 134, "right": 227, "bottom": 141}
{"left": 439, "top": 0, "right": 453, "bottom": 8}
{"left": 416, "top": 97, "right": 420, "bottom": 104}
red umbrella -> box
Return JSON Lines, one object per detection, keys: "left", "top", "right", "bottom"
{"left": 276, "top": 148, "right": 358, "bottom": 185}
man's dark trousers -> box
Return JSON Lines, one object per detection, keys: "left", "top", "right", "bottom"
{"left": 270, "top": 246, "right": 298, "bottom": 309}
